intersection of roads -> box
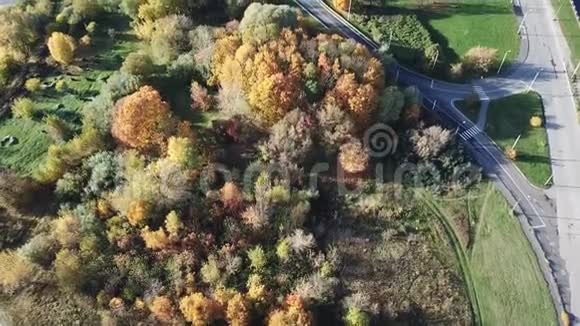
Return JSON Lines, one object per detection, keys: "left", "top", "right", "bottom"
{"left": 296, "top": 0, "right": 580, "bottom": 322}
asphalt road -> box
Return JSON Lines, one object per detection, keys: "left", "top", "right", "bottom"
{"left": 295, "top": 0, "right": 574, "bottom": 321}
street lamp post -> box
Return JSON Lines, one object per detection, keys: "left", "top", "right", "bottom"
{"left": 527, "top": 69, "right": 542, "bottom": 92}
{"left": 517, "top": 11, "right": 529, "bottom": 35}
{"left": 497, "top": 49, "right": 512, "bottom": 75}
{"left": 347, "top": 0, "right": 352, "bottom": 20}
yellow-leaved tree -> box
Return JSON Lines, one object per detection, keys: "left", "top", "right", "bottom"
{"left": 47, "top": 32, "right": 77, "bottom": 66}
{"left": 112, "top": 86, "right": 174, "bottom": 153}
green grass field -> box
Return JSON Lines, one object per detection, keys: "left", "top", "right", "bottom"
{"left": 0, "top": 20, "right": 138, "bottom": 176}
{"left": 457, "top": 92, "right": 552, "bottom": 187}
{"left": 468, "top": 183, "right": 557, "bottom": 325}
{"left": 431, "top": 182, "right": 557, "bottom": 325}
{"left": 552, "top": 0, "right": 580, "bottom": 63}
{"left": 356, "top": 0, "right": 519, "bottom": 64}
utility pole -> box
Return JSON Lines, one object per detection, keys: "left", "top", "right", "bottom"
{"left": 554, "top": 3, "right": 563, "bottom": 20}
{"left": 431, "top": 48, "right": 439, "bottom": 70}
{"left": 512, "top": 134, "right": 522, "bottom": 149}
{"left": 527, "top": 69, "right": 542, "bottom": 92}
{"left": 517, "top": 11, "right": 529, "bottom": 35}
{"left": 497, "top": 49, "right": 512, "bottom": 75}
{"left": 572, "top": 62, "right": 580, "bottom": 78}
{"left": 347, "top": 0, "right": 352, "bottom": 20}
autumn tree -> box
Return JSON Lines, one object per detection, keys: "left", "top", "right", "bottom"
{"left": 47, "top": 32, "right": 76, "bottom": 66}
{"left": 112, "top": 86, "right": 174, "bottom": 153}
{"left": 150, "top": 296, "right": 175, "bottom": 323}
{"left": 179, "top": 293, "right": 220, "bottom": 324}
{"left": 239, "top": 3, "right": 299, "bottom": 45}
{"left": 409, "top": 126, "right": 452, "bottom": 160}
{"left": 191, "top": 81, "right": 212, "bottom": 111}
{"left": 167, "top": 136, "right": 196, "bottom": 168}
{"left": 333, "top": 0, "right": 351, "bottom": 11}
{"left": 226, "top": 293, "right": 252, "bottom": 326}
{"left": 339, "top": 140, "right": 369, "bottom": 174}
{"left": 462, "top": 46, "right": 498, "bottom": 76}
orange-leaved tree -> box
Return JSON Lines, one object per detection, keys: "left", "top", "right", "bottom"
{"left": 112, "top": 86, "right": 174, "bottom": 153}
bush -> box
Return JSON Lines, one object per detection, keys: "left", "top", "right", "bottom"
{"left": 338, "top": 140, "right": 369, "bottom": 174}
{"left": 121, "top": 52, "right": 155, "bottom": 76}
{"left": 530, "top": 116, "right": 542, "bottom": 127}
{"left": 12, "top": 97, "right": 36, "bottom": 119}
{"left": 55, "top": 79, "right": 67, "bottom": 92}
{"left": 25, "top": 78, "right": 42, "bottom": 92}
{"left": 0, "top": 251, "right": 36, "bottom": 291}
{"left": 47, "top": 32, "right": 76, "bottom": 66}
{"left": 462, "top": 46, "right": 499, "bottom": 76}
{"left": 344, "top": 307, "right": 371, "bottom": 326}
{"left": 103, "top": 72, "right": 142, "bottom": 100}
{"left": 18, "top": 233, "right": 57, "bottom": 266}
{"left": 44, "top": 115, "right": 72, "bottom": 142}
{"left": 80, "top": 35, "right": 92, "bottom": 47}
{"left": 54, "top": 249, "right": 84, "bottom": 290}
{"left": 85, "top": 21, "right": 97, "bottom": 34}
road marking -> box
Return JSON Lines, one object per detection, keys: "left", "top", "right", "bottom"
{"left": 459, "top": 126, "right": 481, "bottom": 140}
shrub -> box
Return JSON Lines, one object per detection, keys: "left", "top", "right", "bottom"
{"left": 505, "top": 147, "right": 517, "bottom": 160}
{"left": 47, "top": 32, "right": 76, "bottom": 66}
{"left": 85, "top": 21, "right": 97, "bottom": 34}
{"left": 80, "top": 35, "right": 92, "bottom": 47}
{"left": 121, "top": 52, "right": 155, "bottom": 76}
{"left": 0, "top": 251, "right": 36, "bottom": 291}
{"left": 11, "top": 97, "right": 36, "bottom": 119}
{"left": 54, "top": 248, "right": 84, "bottom": 290}
{"left": 44, "top": 115, "right": 71, "bottom": 142}
{"left": 55, "top": 79, "right": 67, "bottom": 91}
{"left": 344, "top": 307, "right": 371, "bottom": 326}
{"left": 333, "top": 0, "right": 350, "bottom": 11}
{"left": 450, "top": 62, "right": 464, "bottom": 80}
{"left": 25, "top": 77, "right": 42, "bottom": 92}
{"left": 338, "top": 140, "right": 369, "bottom": 174}
{"left": 530, "top": 115, "right": 542, "bottom": 127}
{"left": 103, "top": 71, "right": 142, "bottom": 100}
{"left": 462, "top": 46, "right": 499, "bottom": 76}
{"left": 18, "top": 233, "right": 57, "bottom": 266}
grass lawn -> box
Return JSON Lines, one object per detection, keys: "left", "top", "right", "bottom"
{"left": 457, "top": 92, "right": 552, "bottom": 187}
{"left": 353, "top": 0, "right": 519, "bottom": 65}
{"left": 431, "top": 182, "right": 557, "bottom": 325}
{"left": 0, "top": 18, "right": 138, "bottom": 176}
{"left": 552, "top": 0, "right": 580, "bottom": 63}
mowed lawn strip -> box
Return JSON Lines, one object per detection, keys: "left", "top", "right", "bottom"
{"left": 551, "top": 0, "right": 580, "bottom": 63}
{"left": 485, "top": 92, "right": 552, "bottom": 187}
{"left": 468, "top": 184, "right": 557, "bottom": 325}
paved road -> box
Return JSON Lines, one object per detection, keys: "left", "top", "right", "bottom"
{"left": 295, "top": 0, "right": 574, "bottom": 322}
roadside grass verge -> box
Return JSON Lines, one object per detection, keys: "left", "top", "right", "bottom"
{"left": 552, "top": 0, "right": 580, "bottom": 63}
{"left": 457, "top": 92, "right": 552, "bottom": 187}
{"left": 429, "top": 181, "right": 558, "bottom": 325}
{"left": 0, "top": 20, "right": 138, "bottom": 175}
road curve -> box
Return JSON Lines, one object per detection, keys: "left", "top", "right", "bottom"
{"left": 295, "top": 0, "right": 572, "bottom": 322}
